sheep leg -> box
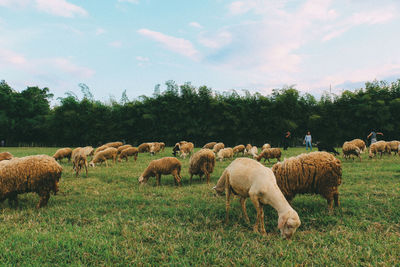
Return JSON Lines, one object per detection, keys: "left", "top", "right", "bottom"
{"left": 240, "top": 197, "right": 250, "bottom": 224}
{"left": 259, "top": 203, "right": 267, "bottom": 235}
{"left": 334, "top": 192, "right": 340, "bottom": 207}
{"left": 225, "top": 186, "right": 232, "bottom": 224}
{"left": 250, "top": 195, "right": 262, "bottom": 234}
{"left": 189, "top": 174, "right": 193, "bottom": 184}
{"left": 84, "top": 161, "right": 88, "bottom": 177}
{"left": 200, "top": 165, "right": 209, "bottom": 184}
{"left": 37, "top": 191, "right": 50, "bottom": 209}
{"left": 156, "top": 174, "right": 161, "bottom": 186}
{"left": 134, "top": 154, "right": 138, "bottom": 161}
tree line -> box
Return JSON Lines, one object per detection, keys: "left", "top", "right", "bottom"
{"left": 1, "top": 79, "right": 400, "bottom": 148}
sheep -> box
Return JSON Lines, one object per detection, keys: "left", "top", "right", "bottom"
{"left": 118, "top": 147, "right": 139, "bottom": 162}
{"left": 159, "top": 142, "right": 165, "bottom": 152}
{"left": 262, "top": 143, "right": 271, "bottom": 150}
{"left": 188, "top": 149, "right": 215, "bottom": 184}
{"left": 81, "top": 146, "right": 94, "bottom": 157}
{"left": 316, "top": 142, "right": 339, "bottom": 156}
{"left": 272, "top": 152, "right": 342, "bottom": 210}
{"left": 213, "top": 158, "right": 301, "bottom": 238}
{"left": 0, "top": 152, "right": 13, "bottom": 162}
{"left": 233, "top": 144, "right": 245, "bottom": 156}
{"left": 348, "top": 139, "right": 366, "bottom": 153}
{"left": 138, "top": 157, "right": 182, "bottom": 186}
{"left": 105, "top": 141, "right": 123, "bottom": 148}
{"left": 247, "top": 146, "right": 258, "bottom": 157}
{"left": 255, "top": 148, "right": 281, "bottom": 163}
{"left": 52, "top": 147, "right": 72, "bottom": 162}
{"left": 73, "top": 149, "right": 88, "bottom": 177}
{"left": 150, "top": 142, "right": 162, "bottom": 155}
{"left": 244, "top": 144, "right": 252, "bottom": 155}
{"left": 386, "top": 140, "right": 400, "bottom": 155}
{"left": 179, "top": 142, "right": 194, "bottom": 159}
{"left": 172, "top": 141, "right": 188, "bottom": 156}
{"left": 117, "top": 144, "right": 132, "bottom": 154}
{"left": 213, "top": 142, "right": 225, "bottom": 153}
{"left": 138, "top": 143, "right": 151, "bottom": 153}
{"left": 89, "top": 147, "right": 118, "bottom": 167}
{"left": 71, "top": 147, "right": 82, "bottom": 171}
{"left": 217, "top": 148, "right": 234, "bottom": 162}
{"left": 0, "top": 155, "right": 62, "bottom": 208}
{"left": 95, "top": 144, "right": 109, "bottom": 154}
{"left": 203, "top": 142, "right": 217, "bottom": 149}
{"left": 342, "top": 142, "right": 361, "bottom": 161}
{"left": 369, "top": 141, "right": 387, "bottom": 158}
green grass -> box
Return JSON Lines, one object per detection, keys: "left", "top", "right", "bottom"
{"left": 0, "top": 147, "right": 399, "bottom": 265}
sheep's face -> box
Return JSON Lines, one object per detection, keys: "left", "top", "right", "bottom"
{"left": 278, "top": 210, "right": 301, "bottom": 239}
{"left": 138, "top": 175, "right": 150, "bottom": 184}
{"left": 89, "top": 161, "right": 96, "bottom": 168}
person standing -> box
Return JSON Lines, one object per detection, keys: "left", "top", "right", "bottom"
{"left": 304, "top": 131, "right": 312, "bottom": 151}
{"left": 283, "top": 131, "right": 291, "bottom": 150}
{"left": 367, "top": 130, "right": 383, "bottom": 145}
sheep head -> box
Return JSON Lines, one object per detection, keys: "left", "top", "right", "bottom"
{"left": 278, "top": 209, "right": 301, "bottom": 239}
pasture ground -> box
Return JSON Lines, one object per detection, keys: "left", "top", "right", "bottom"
{"left": 0, "top": 147, "right": 399, "bottom": 265}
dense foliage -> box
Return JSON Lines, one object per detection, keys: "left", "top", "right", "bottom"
{"left": 1, "top": 79, "right": 400, "bottom": 147}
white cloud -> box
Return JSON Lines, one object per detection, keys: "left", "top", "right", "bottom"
{"left": 49, "top": 58, "right": 95, "bottom": 78}
{"left": 0, "top": 48, "right": 27, "bottom": 65}
{"left": 36, "top": 0, "right": 88, "bottom": 18}
{"left": 198, "top": 30, "right": 232, "bottom": 49}
{"left": 109, "top": 41, "right": 122, "bottom": 48}
{"left": 118, "top": 0, "right": 139, "bottom": 3}
{"left": 95, "top": 28, "right": 106, "bottom": 36}
{"left": 136, "top": 56, "right": 149, "bottom": 62}
{"left": 189, "top": 22, "right": 203, "bottom": 29}
{"left": 0, "top": 0, "right": 30, "bottom": 8}
{"left": 138, "top": 28, "right": 200, "bottom": 60}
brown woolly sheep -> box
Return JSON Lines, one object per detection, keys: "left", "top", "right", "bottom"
{"left": 0, "top": 152, "right": 13, "bottom": 162}
{"left": 262, "top": 143, "right": 271, "bottom": 150}
{"left": 71, "top": 147, "right": 82, "bottom": 171}
{"left": 118, "top": 147, "right": 138, "bottom": 162}
{"left": 369, "top": 141, "right": 387, "bottom": 158}
{"left": 179, "top": 142, "right": 194, "bottom": 159}
{"left": 172, "top": 141, "right": 188, "bottom": 156}
{"left": 244, "top": 144, "right": 252, "bottom": 155}
{"left": 95, "top": 144, "right": 109, "bottom": 154}
{"left": 188, "top": 149, "right": 215, "bottom": 184}
{"left": 105, "top": 141, "right": 123, "bottom": 148}
{"left": 138, "top": 143, "right": 151, "bottom": 153}
{"left": 255, "top": 148, "right": 281, "bottom": 163}
{"left": 342, "top": 142, "right": 361, "bottom": 161}
{"left": 213, "top": 158, "right": 301, "bottom": 238}
{"left": 217, "top": 147, "right": 234, "bottom": 161}
{"left": 159, "top": 142, "right": 165, "bottom": 152}
{"left": 233, "top": 144, "right": 245, "bottom": 156}
{"left": 0, "top": 155, "right": 62, "bottom": 208}
{"left": 138, "top": 157, "right": 182, "bottom": 186}
{"left": 150, "top": 142, "right": 162, "bottom": 155}
{"left": 213, "top": 142, "right": 225, "bottom": 153}
{"left": 73, "top": 149, "right": 88, "bottom": 177}
{"left": 89, "top": 147, "right": 118, "bottom": 167}
{"left": 203, "top": 142, "right": 217, "bottom": 149}
{"left": 117, "top": 144, "right": 132, "bottom": 154}
{"left": 82, "top": 146, "right": 94, "bottom": 157}
{"left": 348, "top": 139, "right": 366, "bottom": 153}
{"left": 272, "top": 152, "right": 342, "bottom": 210}
{"left": 386, "top": 140, "right": 400, "bottom": 155}
{"left": 53, "top": 147, "right": 72, "bottom": 162}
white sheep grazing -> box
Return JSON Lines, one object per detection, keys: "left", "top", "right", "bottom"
{"left": 262, "top": 143, "right": 271, "bottom": 150}
{"left": 213, "top": 158, "right": 301, "bottom": 238}
{"left": 217, "top": 147, "right": 234, "bottom": 162}
{"left": 249, "top": 146, "right": 258, "bottom": 157}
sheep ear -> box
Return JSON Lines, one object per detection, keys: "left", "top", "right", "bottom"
{"left": 278, "top": 214, "right": 288, "bottom": 229}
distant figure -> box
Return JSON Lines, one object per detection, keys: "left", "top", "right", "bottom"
{"left": 304, "top": 131, "right": 312, "bottom": 151}
{"left": 283, "top": 131, "right": 291, "bottom": 150}
{"left": 367, "top": 130, "right": 383, "bottom": 145}
{"left": 0, "top": 140, "right": 4, "bottom": 147}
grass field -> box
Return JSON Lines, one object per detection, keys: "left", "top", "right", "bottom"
{"left": 0, "top": 147, "right": 399, "bottom": 265}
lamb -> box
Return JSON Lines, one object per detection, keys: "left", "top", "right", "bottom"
{"left": 138, "top": 142, "right": 151, "bottom": 153}
{"left": 342, "top": 142, "right": 361, "bottom": 161}
{"left": 89, "top": 147, "right": 118, "bottom": 167}
{"left": 203, "top": 142, "right": 217, "bottom": 149}
{"left": 213, "top": 158, "right": 301, "bottom": 238}
{"left": 138, "top": 157, "right": 182, "bottom": 186}
{"left": 117, "top": 144, "right": 132, "bottom": 154}
{"left": 105, "top": 141, "right": 123, "bottom": 148}
{"left": 217, "top": 148, "right": 234, "bottom": 162}
{"left": 150, "top": 142, "right": 162, "bottom": 155}
{"left": 73, "top": 149, "right": 88, "bottom": 177}
{"left": 369, "top": 141, "right": 387, "bottom": 158}
{"left": 272, "top": 152, "right": 342, "bottom": 210}
{"left": 213, "top": 142, "right": 225, "bottom": 153}
{"left": 118, "top": 147, "right": 139, "bottom": 162}
{"left": 262, "top": 143, "right": 271, "bottom": 150}
{"left": 179, "top": 142, "right": 194, "bottom": 159}
{"left": 0, "top": 152, "right": 13, "bottom": 162}
{"left": 316, "top": 142, "right": 339, "bottom": 156}
{"left": 188, "top": 149, "right": 215, "bottom": 184}
{"left": 348, "top": 139, "right": 366, "bottom": 153}
{"left": 255, "top": 148, "right": 281, "bottom": 163}
{"left": 233, "top": 144, "right": 245, "bottom": 156}
{"left": 386, "top": 140, "right": 400, "bottom": 155}
{"left": 0, "top": 155, "right": 62, "bottom": 208}
{"left": 52, "top": 147, "right": 72, "bottom": 162}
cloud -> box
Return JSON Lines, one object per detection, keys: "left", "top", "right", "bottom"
{"left": 49, "top": 58, "right": 95, "bottom": 78}
{"left": 136, "top": 56, "right": 149, "bottom": 62}
{"left": 36, "top": 0, "right": 88, "bottom": 18}
{"left": 0, "top": 48, "right": 27, "bottom": 66}
{"left": 198, "top": 30, "right": 232, "bottom": 49}
{"left": 189, "top": 22, "right": 203, "bottom": 29}
{"left": 109, "top": 41, "right": 122, "bottom": 48}
{"left": 138, "top": 28, "right": 200, "bottom": 60}
{"left": 117, "top": 0, "right": 139, "bottom": 3}
{"left": 0, "top": 0, "right": 30, "bottom": 8}
{"left": 95, "top": 28, "right": 106, "bottom": 36}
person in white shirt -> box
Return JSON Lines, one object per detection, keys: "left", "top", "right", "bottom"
{"left": 304, "top": 131, "right": 312, "bottom": 151}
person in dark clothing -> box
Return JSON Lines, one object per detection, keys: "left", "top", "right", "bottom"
{"left": 283, "top": 131, "right": 291, "bottom": 150}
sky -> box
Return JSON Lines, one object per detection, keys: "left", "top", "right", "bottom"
{"left": 1, "top": 0, "right": 400, "bottom": 102}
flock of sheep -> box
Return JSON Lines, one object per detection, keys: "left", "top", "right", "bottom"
{"left": 0, "top": 137, "right": 395, "bottom": 239}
